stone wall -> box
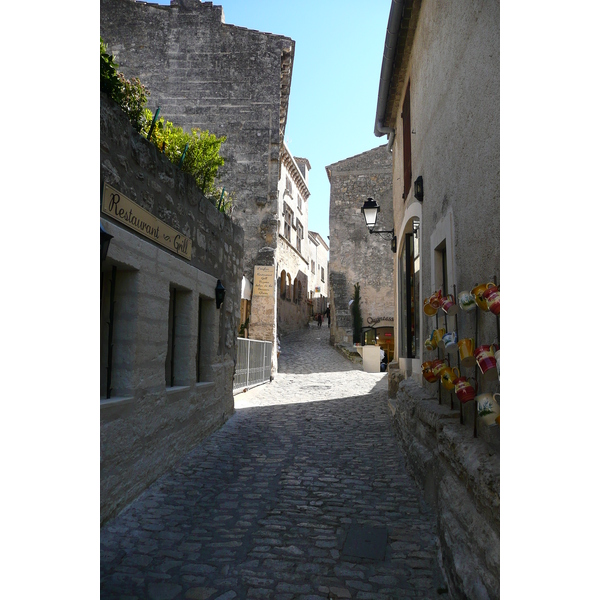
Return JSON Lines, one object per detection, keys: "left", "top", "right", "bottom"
{"left": 388, "top": 378, "right": 499, "bottom": 600}
{"left": 100, "top": 92, "right": 244, "bottom": 524}
{"left": 326, "top": 145, "right": 394, "bottom": 347}
{"left": 100, "top": 0, "right": 294, "bottom": 280}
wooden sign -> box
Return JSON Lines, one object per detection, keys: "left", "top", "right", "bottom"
{"left": 253, "top": 266, "right": 275, "bottom": 296}
{"left": 101, "top": 183, "right": 192, "bottom": 260}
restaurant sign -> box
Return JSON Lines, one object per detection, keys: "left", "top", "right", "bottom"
{"left": 101, "top": 183, "right": 192, "bottom": 260}
{"left": 253, "top": 265, "right": 275, "bottom": 297}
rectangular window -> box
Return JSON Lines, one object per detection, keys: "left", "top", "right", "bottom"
{"left": 402, "top": 83, "right": 412, "bottom": 200}
{"left": 285, "top": 175, "right": 293, "bottom": 195}
{"left": 296, "top": 222, "right": 303, "bottom": 253}
{"left": 196, "top": 297, "right": 202, "bottom": 383}
{"left": 100, "top": 265, "right": 137, "bottom": 399}
{"left": 283, "top": 203, "right": 292, "bottom": 242}
{"left": 321, "top": 266, "right": 325, "bottom": 282}
{"left": 399, "top": 220, "right": 420, "bottom": 359}
{"left": 311, "top": 260, "right": 315, "bottom": 274}
{"left": 165, "top": 286, "right": 192, "bottom": 387}
{"left": 297, "top": 193, "right": 302, "bottom": 212}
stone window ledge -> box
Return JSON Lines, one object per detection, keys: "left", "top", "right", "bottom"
{"left": 100, "top": 396, "right": 134, "bottom": 410}
{"left": 195, "top": 381, "right": 215, "bottom": 391}
{"left": 166, "top": 385, "right": 191, "bottom": 395}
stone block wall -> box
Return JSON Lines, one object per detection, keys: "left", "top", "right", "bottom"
{"left": 100, "top": 92, "right": 244, "bottom": 524}
{"left": 389, "top": 378, "right": 500, "bottom": 600}
{"left": 100, "top": 0, "right": 294, "bottom": 280}
{"left": 327, "top": 145, "right": 394, "bottom": 346}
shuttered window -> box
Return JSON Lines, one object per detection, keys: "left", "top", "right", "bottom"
{"left": 402, "top": 83, "right": 412, "bottom": 200}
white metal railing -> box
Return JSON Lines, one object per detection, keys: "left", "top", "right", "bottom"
{"left": 233, "top": 337, "right": 273, "bottom": 392}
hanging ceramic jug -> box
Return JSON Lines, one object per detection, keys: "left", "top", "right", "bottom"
{"left": 458, "top": 338, "right": 476, "bottom": 368}
{"left": 432, "top": 328, "right": 446, "bottom": 349}
{"left": 476, "top": 392, "right": 500, "bottom": 426}
{"left": 431, "top": 359, "right": 448, "bottom": 379}
{"left": 424, "top": 331, "right": 437, "bottom": 351}
{"left": 440, "top": 366, "right": 460, "bottom": 391}
{"left": 471, "top": 283, "right": 490, "bottom": 311}
{"left": 454, "top": 376, "right": 476, "bottom": 403}
{"left": 483, "top": 283, "right": 500, "bottom": 316}
{"left": 442, "top": 331, "right": 458, "bottom": 353}
{"left": 440, "top": 294, "right": 459, "bottom": 316}
{"left": 458, "top": 290, "right": 477, "bottom": 312}
{"left": 423, "top": 296, "right": 438, "bottom": 317}
{"left": 421, "top": 361, "right": 439, "bottom": 383}
{"left": 475, "top": 344, "right": 498, "bottom": 380}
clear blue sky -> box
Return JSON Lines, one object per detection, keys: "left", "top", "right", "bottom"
{"left": 153, "top": 0, "right": 392, "bottom": 241}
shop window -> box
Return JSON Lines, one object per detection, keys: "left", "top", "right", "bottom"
{"left": 402, "top": 82, "right": 412, "bottom": 200}
{"left": 165, "top": 285, "right": 192, "bottom": 387}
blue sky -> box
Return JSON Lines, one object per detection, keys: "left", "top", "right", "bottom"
{"left": 153, "top": 0, "right": 392, "bottom": 241}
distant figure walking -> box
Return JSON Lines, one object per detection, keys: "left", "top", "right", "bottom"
{"left": 317, "top": 313, "right": 323, "bottom": 328}
{"left": 325, "top": 306, "right": 331, "bottom": 328}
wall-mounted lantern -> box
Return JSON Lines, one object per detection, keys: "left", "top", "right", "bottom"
{"left": 101, "top": 223, "right": 113, "bottom": 263}
{"left": 414, "top": 176, "right": 424, "bottom": 201}
{"left": 360, "top": 197, "right": 397, "bottom": 253}
{"left": 215, "top": 279, "right": 226, "bottom": 309}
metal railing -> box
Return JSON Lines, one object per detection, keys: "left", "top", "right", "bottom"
{"left": 233, "top": 338, "right": 272, "bottom": 393}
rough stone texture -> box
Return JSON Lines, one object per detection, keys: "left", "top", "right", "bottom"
{"left": 326, "top": 145, "right": 394, "bottom": 348}
{"left": 100, "top": 92, "right": 244, "bottom": 525}
{"left": 100, "top": 0, "right": 293, "bottom": 282}
{"left": 101, "top": 323, "right": 447, "bottom": 599}
{"left": 388, "top": 379, "right": 500, "bottom": 600}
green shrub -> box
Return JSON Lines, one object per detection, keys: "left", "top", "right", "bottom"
{"left": 352, "top": 283, "right": 363, "bottom": 344}
{"left": 141, "top": 109, "right": 226, "bottom": 199}
{"left": 101, "top": 37, "right": 148, "bottom": 132}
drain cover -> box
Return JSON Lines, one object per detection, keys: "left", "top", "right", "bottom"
{"left": 342, "top": 525, "right": 387, "bottom": 561}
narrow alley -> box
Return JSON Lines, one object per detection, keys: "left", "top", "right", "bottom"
{"left": 100, "top": 324, "right": 446, "bottom": 600}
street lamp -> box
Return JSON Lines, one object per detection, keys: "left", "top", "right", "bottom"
{"left": 360, "top": 197, "right": 396, "bottom": 253}
{"left": 215, "top": 279, "right": 226, "bottom": 309}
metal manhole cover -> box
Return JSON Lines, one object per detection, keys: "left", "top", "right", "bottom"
{"left": 342, "top": 525, "right": 388, "bottom": 561}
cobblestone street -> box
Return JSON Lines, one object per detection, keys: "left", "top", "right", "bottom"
{"left": 101, "top": 323, "right": 446, "bottom": 600}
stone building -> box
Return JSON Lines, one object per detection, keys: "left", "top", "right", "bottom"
{"left": 307, "top": 230, "right": 329, "bottom": 316}
{"left": 100, "top": 93, "right": 244, "bottom": 524}
{"left": 100, "top": 0, "right": 295, "bottom": 371}
{"left": 374, "top": 1, "right": 500, "bottom": 598}
{"left": 275, "top": 143, "right": 311, "bottom": 337}
{"left": 326, "top": 145, "right": 394, "bottom": 361}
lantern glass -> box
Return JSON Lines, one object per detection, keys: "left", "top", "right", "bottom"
{"left": 361, "top": 198, "right": 380, "bottom": 230}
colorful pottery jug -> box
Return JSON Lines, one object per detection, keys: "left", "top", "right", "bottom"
{"left": 471, "top": 283, "right": 490, "bottom": 311}
{"left": 424, "top": 332, "right": 437, "bottom": 351}
{"left": 440, "top": 366, "right": 460, "bottom": 391}
{"left": 440, "top": 294, "right": 459, "bottom": 316}
{"left": 475, "top": 344, "right": 498, "bottom": 380}
{"left": 454, "top": 376, "right": 476, "bottom": 403}
{"left": 432, "top": 328, "right": 446, "bottom": 348}
{"left": 431, "top": 359, "right": 448, "bottom": 378}
{"left": 423, "top": 297, "right": 438, "bottom": 317}
{"left": 429, "top": 290, "right": 442, "bottom": 309}
{"left": 421, "top": 361, "right": 439, "bottom": 383}
{"left": 483, "top": 284, "right": 500, "bottom": 316}
{"left": 458, "top": 290, "right": 476, "bottom": 312}
{"left": 442, "top": 331, "right": 458, "bottom": 353}
{"left": 476, "top": 392, "right": 500, "bottom": 426}
{"left": 458, "top": 338, "right": 476, "bottom": 368}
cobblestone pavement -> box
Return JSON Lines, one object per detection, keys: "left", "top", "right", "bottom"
{"left": 101, "top": 323, "right": 446, "bottom": 600}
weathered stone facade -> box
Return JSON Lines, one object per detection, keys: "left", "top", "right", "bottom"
{"left": 326, "top": 145, "right": 394, "bottom": 351}
{"left": 307, "top": 230, "right": 329, "bottom": 315}
{"left": 374, "top": 1, "right": 500, "bottom": 597}
{"left": 272, "top": 144, "right": 311, "bottom": 338}
{"left": 100, "top": 93, "right": 244, "bottom": 524}
{"left": 100, "top": 0, "right": 294, "bottom": 359}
